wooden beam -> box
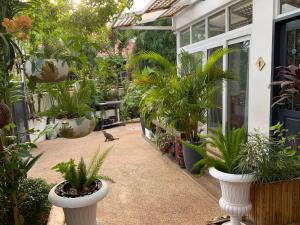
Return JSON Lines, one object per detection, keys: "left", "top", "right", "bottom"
{"left": 117, "top": 25, "right": 173, "bottom": 30}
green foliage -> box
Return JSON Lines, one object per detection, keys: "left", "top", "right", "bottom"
{"left": 120, "top": 81, "right": 143, "bottom": 120}
{"left": 134, "top": 19, "right": 176, "bottom": 63}
{"left": 52, "top": 146, "right": 114, "bottom": 194}
{"left": 40, "top": 80, "right": 93, "bottom": 119}
{"left": 0, "top": 178, "right": 52, "bottom": 225}
{"left": 0, "top": 124, "right": 43, "bottom": 225}
{"left": 128, "top": 50, "right": 233, "bottom": 142}
{"left": 185, "top": 124, "right": 247, "bottom": 174}
{"left": 154, "top": 131, "right": 174, "bottom": 153}
{"left": 237, "top": 123, "right": 300, "bottom": 183}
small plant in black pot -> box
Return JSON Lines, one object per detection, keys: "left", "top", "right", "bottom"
{"left": 48, "top": 146, "right": 114, "bottom": 225}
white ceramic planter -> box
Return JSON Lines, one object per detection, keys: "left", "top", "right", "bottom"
{"left": 48, "top": 180, "right": 108, "bottom": 225}
{"left": 28, "top": 117, "right": 47, "bottom": 143}
{"left": 56, "top": 117, "right": 96, "bottom": 139}
{"left": 145, "top": 128, "right": 154, "bottom": 141}
{"left": 209, "top": 167, "right": 254, "bottom": 225}
{"left": 25, "top": 59, "right": 69, "bottom": 83}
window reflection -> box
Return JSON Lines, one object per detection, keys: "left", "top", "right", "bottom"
{"left": 228, "top": 41, "right": 250, "bottom": 129}
{"left": 229, "top": 0, "right": 253, "bottom": 30}
{"left": 192, "top": 21, "right": 205, "bottom": 43}
{"left": 208, "top": 11, "right": 226, "bottom": 38}
{"left": 180, "top": 28, "right": 190, "bottom": 47}
{"left": 207, "top": 47, "right": 223, "bottom": 130}
{"left": 281, "top": 0, "right": 300, "bottom": 13}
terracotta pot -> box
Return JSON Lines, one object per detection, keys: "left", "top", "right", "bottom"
{"left": 25, "top": 59, "right": 69, "bottom": 83}
{"left": 48, "top": 180, "right": 108, "bottom": 225}
{"left": 209, "top": 167, "right": 254, "bottom": 225}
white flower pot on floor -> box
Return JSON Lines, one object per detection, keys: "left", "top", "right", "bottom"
{"left": 145, "top": 128, "right": 154, "bottom": 141}
{"left": 56, "top": 117, "right": 96, "bottom": 139}
{"left": 48, "top": 180, "right": 108, "bottom": 225}
{"left": 209, "top": 167, "right": 254, "bottom": 225}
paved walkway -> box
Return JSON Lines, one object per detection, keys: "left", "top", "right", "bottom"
{"left": 29, "top": 123, "right": 221, "bottom": 225}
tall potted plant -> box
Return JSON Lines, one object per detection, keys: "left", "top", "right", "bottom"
{"left": 40, "top": 80, "right": 96, "bottom": 138}
{"left": 128, "top": 50, "right": 233, "bottom": 172}
{"left": 48, "top": 146, "right": 114, "bottom": 225}
{"left": 271, "top": 65, "right": 300, "bottom": 154}
{"left": 187, "top": 125, "right": 253, "bottom": 225}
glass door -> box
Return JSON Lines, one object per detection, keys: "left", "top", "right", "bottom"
{"left": 207, "top": 47, "right": 223, "bottom": 130}
{"left": 227, "top": 40, "right": 250, "bottom": 129}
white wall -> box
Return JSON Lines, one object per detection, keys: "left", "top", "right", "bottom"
{"left": 247, "top": 0, "right": 276, "bottom": 134}
{"left": 174, "top": 0, "right": 233, "bottom": 30}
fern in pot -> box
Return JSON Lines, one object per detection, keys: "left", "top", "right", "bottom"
{"left": 187, "top": 125, "right": 253, "bottom": 225}
{"left": 40, "top": 80, "right": 96, "bottom": 138}
{"left": 128, "top": 50, "right": 233, "bottom": 172}
{"left": 48, "top": 146, "right": 114, "bottom": 225}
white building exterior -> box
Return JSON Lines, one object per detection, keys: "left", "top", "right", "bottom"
{"left": 173, "top": 0, "right": 300, "bottom": 134}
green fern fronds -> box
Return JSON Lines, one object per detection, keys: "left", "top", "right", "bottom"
{"left": 52, "top": 146, "right": 114, "bottom": 193}
{"left": 186, "top": 124, "right": 247, "bottom": 174}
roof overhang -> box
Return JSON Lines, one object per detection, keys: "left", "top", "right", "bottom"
{"left": 111, "top": 0, "right": 203, "bottom": 30}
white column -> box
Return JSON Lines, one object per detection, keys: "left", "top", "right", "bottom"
{"left": 248, "top": 0, "right": 276, "bottom": 134}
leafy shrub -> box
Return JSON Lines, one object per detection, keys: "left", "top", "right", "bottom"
{"left": 0, "top": 178, "right": 52, "bottom": 225}
{"left": 52, "top": 146, "right": 114, "bottom": 195}
{"left": 121, "top": 81, "right": 143, "bottom": 120}
{"left": 237, "top": 124, "right": 300, "bottom": 183}
{"left": 40, "top": 81, "right": 93, "bottom": 119}
{"left": 155, "top": 131, "right": 174, "bottom": 153}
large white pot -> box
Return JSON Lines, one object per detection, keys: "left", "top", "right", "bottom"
{"left": 56, "top": 117, "right": 96, "bottom": 139}
{"left": 209, "top": 167, "right": 254, "bottom": 225}
{"left": 48, "top": 180, "right": 108, "bottom": 225}
{"left": 25, "top": 59, "right": 69, "bottom": 83}
{"left": 27, "top": 117, "right": 47, "bottom": 143}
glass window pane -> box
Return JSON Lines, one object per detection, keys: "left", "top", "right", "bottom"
{"left": 287, "top": 29, "right": 300, "bottom": 66}
{"left": 207, "top": 47, "right": 223, "bottom": 130}
{"left": 229, "top": 0, "right": 253, "bottom": 30}
{"left": 227, "top": 41, "right": 250, "bottom": 129}
{"left": 180, "top": 28, "right": 190, "bottom": 47}
{"left": 281, "top": 0, "right": 300, "bottom": 14}
{"left": 192, "top": 21, "right": 205, "bottom": 43}
{"left": 208, "top": 11, "right": 226, "bottom": 38}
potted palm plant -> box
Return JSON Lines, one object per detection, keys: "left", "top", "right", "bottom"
{"left": 128, "top": 50, "right": 233, "bottom": 172}
{"left": 40, "top": 81, "right": 96, "bottom": 138}
{"left": 48, "top": 146, "right": 114, "bottom": 225}
{"left": 187, "top": 125, "right": 253, "bottom": 225}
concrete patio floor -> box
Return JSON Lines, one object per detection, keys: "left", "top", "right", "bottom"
{"left": 29, "top": 123, "right": 221, "bottom": 225}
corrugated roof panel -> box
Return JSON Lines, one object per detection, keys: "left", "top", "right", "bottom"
{"left": 147, "top": 0, "right": 178, "bottom": 12}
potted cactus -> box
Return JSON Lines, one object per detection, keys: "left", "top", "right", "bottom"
{"left": 48, "top": 146, "right": 114, "bottom": 225}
